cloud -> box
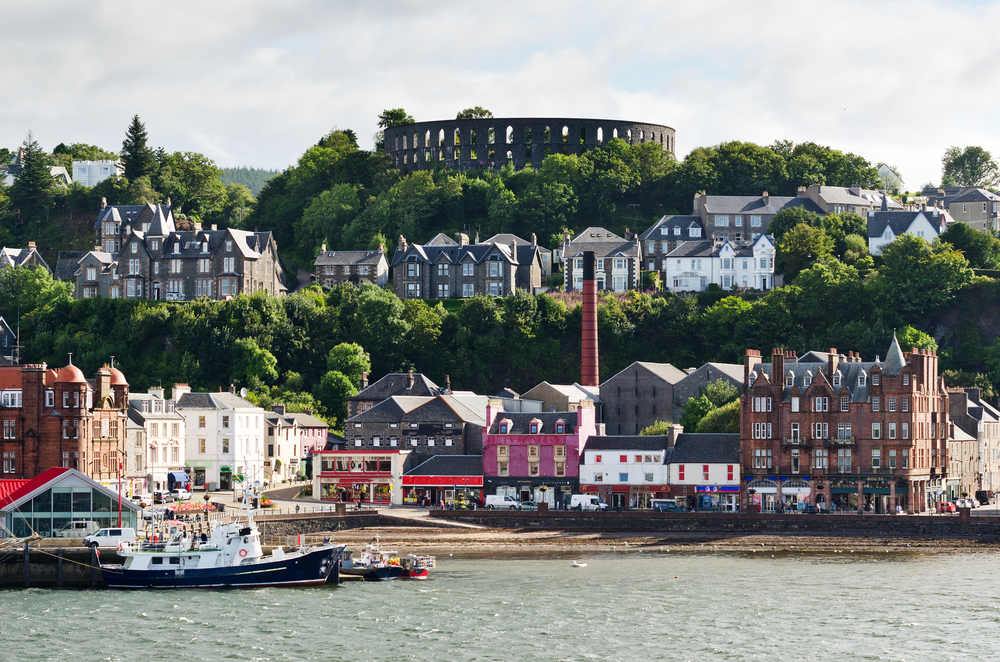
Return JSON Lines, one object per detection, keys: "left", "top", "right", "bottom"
{"left": 2, "top": 0, "right": 999, "bottom": 189}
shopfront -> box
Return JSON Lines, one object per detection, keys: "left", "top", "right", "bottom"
{"left": 313, "top": 450, "right": 411, "bottom": 505}
{"left": 696, "top": 485, "right": 740, "bottom": 512}
{"left": 486, "top": 476, "right": 577, "bottom": 509}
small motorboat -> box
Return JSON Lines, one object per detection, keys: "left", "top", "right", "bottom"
{"left": 571, "top": 561, "right": 588, "bottom": 568}
{"left": 400, "top": 553, "right": 436, "bottom": 580}
{"left": 336, "top": 536, "right": 435, "bottom": 581}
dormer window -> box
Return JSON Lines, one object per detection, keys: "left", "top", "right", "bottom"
{"left": 872, "top": 374, "right": 880, "bottom": 386}
{"left": 674, "top": 226, "right": 681, "bottom": 236}
{"left": 804, "top": 373, "right": 812, "bottom": 387}
{"left": 202, "top": 242, "right": 209, "bottom": 252}
{"left": 173, "top": 243, "right": 179, "bottom": 254}
{"left": 833, "top": 373, "right": 841, "bottom": 387}
{"left": 785, "top": 373, "right": 794, "bottom": 387}
{"left": 859, "top": 373, "right": 867, "bottom": 387}
{"left": 555, "top": 421, "right": 565, "bottom": 434}
{"left": 499, "top": 422, "right": 508, "bottom": 434}
{"left": 529, "top": 420, "right": 541, "bottom": 434}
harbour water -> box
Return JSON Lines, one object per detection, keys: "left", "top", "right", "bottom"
{"left": 3, "top": 551, "right": 1000, "bottom": 661}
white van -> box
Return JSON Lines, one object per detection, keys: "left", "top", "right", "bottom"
{"left": 570, "top": 494, "right": 609, "bottom": 511}
{"left": 53, "top": 521, "right": 99, "bottom": 538}
{"left": 485, "top": 495, "right": 521, "bottom": 510}
{"left": 83, "top": 527, "right": 137, "bottom": 549}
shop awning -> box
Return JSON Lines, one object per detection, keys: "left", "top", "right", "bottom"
{"left": 168, "top": 471, "right": 190, "bottom": 483}
{"left": 219, "top": 466, "right": 232, "bottom": 473}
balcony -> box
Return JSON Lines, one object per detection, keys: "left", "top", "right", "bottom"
{"left": 827, "top": 437, "right": 856, "bottom": 446}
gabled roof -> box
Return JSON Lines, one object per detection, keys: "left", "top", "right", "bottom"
{"left": 667, "top": 433, "right": 740, "bottom": 464}
{"left": 702, "top": 195, "right": 823, "bottom": 216}
{"left": 482, "top": 233, "right": 552, "bottom": 255}
{"left": 54, "top": 251, "right": 88, "bottom": 281}
{"left": 811, "top": 186, "right": 903, "bottom": 210}
{"left": 314, "top": 250, "right": 386, "bottom": 267}
{"left": 287, "top": 412, "right": 329, "bottom": 428}
{"left": 603, "top": 361, "right": 686, "bottom": 387}
{"left": 639, "top": 215, "right": 704, "bottom": 241}
{"left": 425, "top": 233, "right": 458, "bottom": 246}
{"left": 866, "top": 210, "right": 945, "bottom": 239}
{"left": 404, "top": 455, "right": 482, "bottom": 476}
{"left": 948, "top": 188, "right": 1000, "bottom": 204}
{"left": 488, "top": 411, "right": 576, "bottom": 434}
{"left": 0, "top": 247, "right": 50, "bottom": 272}
{"left": 403, "top": 396, "right": 484, "bottom": 424}
{"left": 352, "top": 373, "right": 442, "bottom": 401}
{"left": 390, "top": 242, "right": 519, "bottom": 268}
{"left": 348, "top": 396, "right": 431, "bottom": 423}
{"left": 582, "top": 435, "right": 672, "bottom": 454}
{"left": 175, "top": 392, "right": 261, "bottom": 411}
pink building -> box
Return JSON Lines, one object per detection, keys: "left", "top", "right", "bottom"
{"left": 482, "top": 399, "right": 597, "bottom": 508}
{"left": 288, "top": 411, "right": 330, "bottom": 457}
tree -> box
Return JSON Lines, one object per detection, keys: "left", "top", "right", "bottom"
{"left": 703, "top": 378, "right": 740, "bottom": 408}
{"left": 872, "top": 234, "right": 973, "bottom": 321}
{"left": 121, "top": 115, "right": 156, "bottom": 180}
{"left": 326, "top": 342, "right": 371, "bottom": 387}
{"left": 456, "top": 107, "right": 493, "bottom": 119}
{"left": 313, "top": 370, "right": 357, "bottom": 431}
{"left": 230, "top": 338, "right": 279, "bottom": 387}
{"left": 679, "top": 394, "right": 714, "bottom": 433}
{"left": 296, "top": 184, "right": 360, "bottom": 252}
{"left": 767, "top": 206, "right": 822, "bottom": 240}
{"left": 776, "top": 223, "right": 834, "bottom": 281}
{"left": 698, "top": 399, "right": 740, "bottom": 433}
{"left": 897, "top": 326, "right": 937, "bottom": 352}
{"left": 941, "top": 146, "right": 999, "bottom": 188}
{"left": 940, "top": 222, "right": 1000, "bottom": 269}
{"left": 377, "top": 109, "right": 415, "bottom": 129}
{"left": 639, "top": 420, "right": 672, "bottom": 435}
{"left": 8, "top": 131, "right": 56, "bottom": 231}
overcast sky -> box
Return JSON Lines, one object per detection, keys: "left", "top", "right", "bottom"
{"left": 3, "top": 0, "right": 999, "bottom": 190}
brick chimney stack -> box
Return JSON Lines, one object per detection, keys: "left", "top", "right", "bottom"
{"left": 407, "top": 369, "right": 414, "bottom": 390}
{"left": 360, "top": 371, "right": 368, "bottom": 389}
{"left": 581, "top": 251, "right": 599, "bottom": 387}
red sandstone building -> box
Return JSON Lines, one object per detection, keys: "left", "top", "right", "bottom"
{"left": 741, "top": 337, "right": 948, "bottom": 514}
{"left": 0, "top": 360, "right": 129, "bottom": 484}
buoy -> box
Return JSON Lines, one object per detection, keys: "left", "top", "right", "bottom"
{"left": 674, "top": 575, "right": 678, "bottom": 579}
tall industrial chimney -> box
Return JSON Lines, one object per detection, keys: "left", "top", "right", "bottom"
{"left": 581, "top": 251, "right": 599, "bottom": 387}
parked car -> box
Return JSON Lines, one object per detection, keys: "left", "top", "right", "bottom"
{"left": 485, "top": 495, "right": 521, "bottom": 510}
{"left": 570, "top": 494, "right": 609, "bottom": 512}
{"left": 976, "top": 490, "right": 994, "bottom": 505}
{"left": 170, "top": 488, "right": 192, "bottom": 501}
{"left": 153, "top": 491, "right": 176, "bottom": 504}
{"left": 53, "top": 520, "right": 99, "bottom": 538}
{"left": 518, "top": 501, "right": 538, "bottom": 511}
{"left": 132, "top": 493, "right": 153, "bottom": 508}
{"left": 968, "top": 497, "right": 981, "bottom": 508}
{"left": 652, "top": 501, "right": 686, "bottom": 513}
{"left": 83, "top": 527, "right": 137, "bottom": 549}
{"left": 939, "top": 501, "right": 957, "bottom": 513}
{"left": 143, "top": 507, "right": 167, "bottom": 523}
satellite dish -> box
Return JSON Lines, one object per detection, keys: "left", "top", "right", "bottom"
{"left": 240, "top": 387, "right": 248, "bottom": 397}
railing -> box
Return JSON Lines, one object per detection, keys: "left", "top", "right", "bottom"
{"left": 828, "top": 437, "right": 856, "bottom": 446}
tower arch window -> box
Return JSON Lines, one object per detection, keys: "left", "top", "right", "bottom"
{"left": 454, "top": 128, "right": 461, "bottom": 145}
{"left": 424, "top": 130, "right": 431, "bottom": 147}
{"left": 597, "top": 127, "right": 603, "bottom": 143}
{"left": 439, "top": 129, "right": 445, "bottom": 146}
{"left": 613, "top": 128, "right": 618, "bottom": 139}
{"left": 488, "top": 127, "right": 495, "bottom": 144}
{"left": 506, "top": 126, "right": 514, "bottom": 144}
{"left": 544, "top": 126, "right": 551, "bottom": 143}
{"left": 580, "top": 127, "right": 586, "bottom": 144}
{"left": 562, "top": 126, "right": 569, "bottom": 143}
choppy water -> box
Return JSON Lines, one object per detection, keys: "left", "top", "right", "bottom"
{"left": 3, "top": 551, "right": 1000, "bottom": 661}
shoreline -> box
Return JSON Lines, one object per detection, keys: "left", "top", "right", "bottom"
{"left": 322, "top": 525, "right": 1000, "bottom": 555}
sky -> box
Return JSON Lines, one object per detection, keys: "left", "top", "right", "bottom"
{"left": 3, "top": 0, "right": 1000, "bottom": 190}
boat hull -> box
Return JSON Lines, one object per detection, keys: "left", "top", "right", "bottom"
{"left": 101, "top": 545, "right": 345, "bottom": 589}
{"left": 338, "top": 565, "right": 402, "bottom": 581}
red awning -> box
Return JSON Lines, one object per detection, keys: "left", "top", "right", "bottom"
{"left": 402, "top": 476, "right": 483, "bottom": 487}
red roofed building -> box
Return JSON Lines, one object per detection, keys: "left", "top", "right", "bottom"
{"left": 0, "top": 360, "right": 129, "bottom": 485}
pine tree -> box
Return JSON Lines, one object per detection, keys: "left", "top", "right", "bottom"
{"left": 8, "top": 131, "right": 55, "bottom": 231}
{"left": 121, "top": 115, "right": 155, "bottom": 180}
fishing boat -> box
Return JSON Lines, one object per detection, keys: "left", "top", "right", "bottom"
{"left": 337, "top": 535, "right": 434, "bottom": 581}
{"left": 99, "top": 480, "right": 345, "bottom": 589}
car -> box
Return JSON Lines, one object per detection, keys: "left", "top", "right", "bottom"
{"left": 53, "top": 520, "right": 99, "bottom": 538}
{"left": 170, "top": 488, "right": 192, "bottom": 501}
{"left": 968, "top": 497, "right": 981, "bottom": 508}
{"left": 485, "top": 495, "right": 521, "bottom": 510}
{"left": 153, "top": 491, "right": 176, "bottom": 504}
{"left": 132, "top": 493, "right": 153, "bottom": 508}
{"left": 569, "top": 494, "right": 609, "bottom": 512}
{"left": 518, "top": 501, "right": 538, "bottom": 511}
{"left": 143, "top": 506, "right": 167, "bottom": 523}
{"left": 939, "top": 501, "right": 957, "bottom": 513}
{"left": 652, "top": 501, "right": 686, "bottom": 513}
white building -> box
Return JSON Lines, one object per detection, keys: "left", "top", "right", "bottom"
{"left": 175, "top": 385, "right": 266, "bottom": 492}
{"left": 128, "top": 387, "right": 186, "bottom": 492}
{"left": 578, "top": 436, "right": 672, "bottom": 510}
{"left": 664, "top": 234, "right": 776, "bottom": 292}
{"left": 867, "top": 207, "right": 948, "bottom": 255}
{"left": 666, "top": 433, "right": 741, "bottom": 512}
{"left": 265, "top": 405, "right": 303, "bottom": 485}
{"left": 73, "top": 160, "right": 124, "bottom": 187}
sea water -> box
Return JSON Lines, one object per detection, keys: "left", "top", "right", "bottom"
{"left": 2, "top": 551, "right": 1000, "bottom": 661}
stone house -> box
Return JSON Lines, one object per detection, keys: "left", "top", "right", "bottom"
{"left": 948, "top": 387, "right": 1000, "bottom": 501}
{"left": 0, "top": 360, "right": 129, "bottom": 484}
{"left": 670, "top": 362, "right": 745, "bottom": 415}
{"left": 740, "top": 338, "right": 949, "bottom": 514}
{"left": 264, "top": 405, "right": 300, "bottom": 484}
{"left": 520, "top": 382, "right": 601, "bottom": 421}
{"left": 693, "top": 191, "right": 824, "bottom": 244}
{"left": 947, "top": 421, "right": 977, "bottom": 503}
{"left": 639, "top": 216, "right": 704, "bottom": 273}
{"left": 314, "top": 247, "right": 389, "bottom": 288}
{"left": 482, "top": 400, "right": 597, "bottom": 508}
{"left": 561, "top": 227, "right": 641, "bottom": 292}
{"left": 390, "top": 233, "right": 542, "bottom": 299}
{"left": 0, "top": 244, "right": 50, "bottom": 272}
{"left": 939, "top": 188, "right": 1000, "bottom": 233}
{"left": 343, "top": 393, "right": 487, "bottom": 466}
{"left": 664, "top": 234, "right": 776, "bottom": 292}
{"left": 481, "top": 233, "right": 553, "bottom": 280}
{"left": 601, "top": 362, "right": 687, "bottom": 435}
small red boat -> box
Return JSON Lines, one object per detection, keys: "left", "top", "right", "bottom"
{"left": 400, "top": 553, "right": 435, "bottom": 580}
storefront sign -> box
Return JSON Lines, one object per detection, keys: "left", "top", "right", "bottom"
{"left": 696, "top": 485, "right": 739, "bottom": 493}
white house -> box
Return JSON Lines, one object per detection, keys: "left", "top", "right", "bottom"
{"left": 73, "top": 160, "right": 124, "bottom": 187}
{"left": 128, "top": 388, "right": 186, "bottom": 492}
{"left": 175, "top": 386, "right": 266, "bottom": 492}
{"left": 664, "top": 234, "right": 776, "bottom": 292}
{"left": 867, "top": 207, "right": 948, "bottom": 255}
{"left": 265, "top": 405, "right": 306, "bottom": 484}
{"left": 666, "top": 432, "right": 741, "bottom": 511}
{"left": 578, "top": 435, "right": 672, "bottom": 509}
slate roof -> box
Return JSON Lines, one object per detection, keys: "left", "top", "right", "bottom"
{"left": 54, "top": 251, "right": 87, "bottom": 281}
{"left": 481, "top": 233, "right": 552, "bottom": 257}
{"left": 489, "top": 411, "right": 577, "bottom": 434}
{"left": 314, "top": 250, "right": 386, "bottom": 267}
{"left": 405, "top": 455, "right": 482, "bottom": 476}
{"left": 810, "top": 186, "right": 902, "bottom": 210}
{"left": 425, "top": 233, "right": 458, "bottom": 246}
{"left": 866, "top": 209, "right": 946, "bottom": 239}
{"left": 666, "top": 236, "right": 772, "bottom": 260}
{"left": 287, "top": 412, "right": 329, "bottom": 428}
{"left": 582, "top": 435, "right": 672, "bottom": 455}
{"left": 604, "top": 361, "right": 687, "bottom": 386}
{"left": 702, "top": 195, "right": 824, "bottom": 216}
{"left": 404, "top": 396, "right": 484, "bottom": 424}
{"left": 667, "top": 433, "right": 740, "bottom": 464}
{"left": 948, "top": 188, "right": 1000, "bottom": 204}
{"left": 391, "top": 242, "right": 523, "bottom": 268}
{"left": 349, "top": 396, "right": 430, "bottom": 423}
{"left": 175, "top": 392, "right": 260, "bottom": 410}
{"left": 0, "top": 247, "right": 49, "bottom": 272}
{"left": 564, "top": 226, "right": 640, "bottom": 260}
{"left": 94, "top": 203, "right": 173, "bottom": 233}
{"left": 639, "top": 215, "right": 704, "bottom": 242}
{"left": 352, "top": 373, "right": 442, "bottom": 401}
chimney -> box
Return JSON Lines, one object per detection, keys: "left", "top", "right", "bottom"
{"left": 166, "top": 197, "right": 172, "bottom": 206}
{"left": 581, "top": 250, "right": 599, "bottom": 387}
{"left": 407, "top": 369, "right": 414, "bottom": 390}
{"left": 458, "top": 233, "right": 469, "bottom": 247}
{"left": 378, "top": 243, "right": 385, "bottom": 253}
{"left": 762, "top": 191, "right": 769, "bottom": 206}
{"left": 474, "top": 231, "right": 480, "bottom": 244}
{"left": 744, "top": 349, "right": 761, "bottom": 385}
{"left": 148, "top": 385, "right": 165, "bottom": 400}
{"left": 445, "top": 375, "right": 451, "bottom": 392}
{"left": 28, "top": 241, "right": 35, "bottom": 248}
{"left": 531, "top": 233, "right": 537, "bottom": 247}
{"left": 171, "top": 383, "right": 191, "bottom": 400}
{"left": 320, "top": 243, "right": 327, "bottom": 253}
{"left": 100, "top": 197, "right": 107, "bottom": 209}
{"left": 921, "top": 202, "right": 927, "bottom": 211}
{"left": 360, "top": 371, "right": 368, "bottom": 389}
{"left": 229, "top": 383, "right": 236, "bottom": 394}
{"left": 303, "top": 408, "right": 313, "bottom": 415}
{"left": 563, "top": 228, "right": 570, "bottom": 246}
{"left": 828, "top": 348, "right": 839, "bottom": 380}
{"left": 510, "top": 237, "right": 517, "bottom": 260}
{"left": 772, "top": 349, "right": 785, "bottom": 386}
{"left": 398, "top": 235, "right": 408, "bottom": 251}
{"left": 667, "top": 423, "right": 683, "bottom": 448}
{"left": 96, "top": 364, "right": 111, "bottom": 405}
{"left": 797, "top": 186, "right": 806, "bottom": 197}
{"left": 272, "top": 404, "right": 286, "bottom": 416}
{"left": 211, "top": 224, "right": 218, "bottom": 231}
{"left": 625, "top": 227, "right": 632, "bottom": 241}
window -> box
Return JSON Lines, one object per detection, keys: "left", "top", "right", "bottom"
{"left": 436, "top": 264, "right": 449, "bottom": 276}
{"left": 715, "top": 216, "right": 729, "bottom": 227}
{"left": 530, "top": 423, "right": 538, "bottom": 434}
{"left": 859, "top": 374, "right": 867, "bottom": 387}
{"left": 619, "top": 472, "right": 628, "bottom": 482}
{"left": 812, "top": 449, "right": 827, "bottom": 469}
{"left": 889, "top": 449, "right": 897, "bottom": 469}
{"left": 555, "top": 423, "right": 565, "bottom": 434}
{"left": 224, "top": 257, "right": 235, "bottom": 272}
{"left": 872, "top": 449, "right": 881, "bottom": 469}
{"left": 812, "top": 423, "right": 829, "bottom": 439}
{"left": 727, "top": 465, "right": 734, "bottom": 481}
{"left": 903, "top": 374, "right": 909, "bottom": 386}
{"left": 753, "top": 397, "right": 772, "bottom": 412}
{"left": 497, "top": 445, "right": 508, "bottom": 459}
{"left": 872, "top": 422, "right": 881, "bottom": 439}
{"left": 837, "top": 448, "right": 851, "bottom": 473}
{"left": 499, "top": 422, "right": 508, "bottom": 434}
{"left": 678, "top": 464, "right": 685, "bottom": 480}
{"left": 222, "top": 439, "right": 230, "bottom": 453}
{"left": 594, "top": 454, "right": 602, "bottom": 463}
{"left": 222, "top": 416, "right": 230, "bottom": 428}
{"left": 841, "top": 396, "right": 849, "bottom": 412}
{"left": 406, "top": 283, "right": 421, "bottom": 298}
{"left": 837, "top": 422, "right": 852, "bottom": 440}
{"left": 813, "top": 397, "right": 828, "bottom": 412}
{"left": 902, "top": 422, "right": 908, "bottom": 439}
{"left": 437, "top": 283, "right": 449, "bottom": 298}
{"left": 498, "top": 462, "right": 509, "bottom": 477}
{"left": 833, "top": 374, "right": 841, "bottom": 387}
{"left": 902, "top": 397, "right": 908, "bottom": 412}
{"left": 872, "top": 397, "right": 880, "bottom": 412}
{"left": 791, "top": 449, "right": 800, "bottom": 473}
{"left": 198, "top": 416, "right": 206, "bottom": 428}
{"left": 703, "top": 465, "right": 710, "bottom": 481}
{"left": 462, "top": 283, "right": 474, "bottom": 297}
{"left": 753, "top": 449, "right": 771, "bottom": 469}
{"left": 888, "top": 423, "right": 896, "bottom": 439}
{"left": 752, "top": 422, "right": 772, "bottom": 439}
{"left": 902, "top": 449, "right": 909, "bottom": 468}
{"left": 872, "top": 374, "right": 880, "bottom": 386}
{"left": 529, "top": 462, "right": 539, "bottom": 477}
{"left": 462, "top": 262, "right": 474, "bottom": 277}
